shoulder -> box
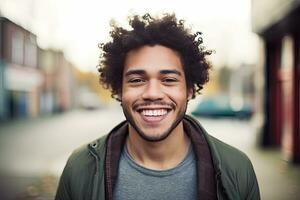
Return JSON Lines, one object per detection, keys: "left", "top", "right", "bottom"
{"left": 59, "top": 134, "right": 109, "bottom": 184}
{"left": 65, "top": 134, "right": 108, "bottom": 171}
{"left": 55, "top": 136, "right": 106, "bottom": 200}
{"left": 206, "top": 135, "right": 252, "bottom": 168}
{"left": 55, "top": 134, "right": 109, "bottom": 199}
{"left": 206, "top": 135, "right": 260, "bottom": 199}
{"left": 184, "top": 115, "right": 253, "bottom": 169}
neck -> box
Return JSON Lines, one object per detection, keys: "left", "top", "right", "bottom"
{"left": 126, "top": 122, "right": 191, "bottom": 170}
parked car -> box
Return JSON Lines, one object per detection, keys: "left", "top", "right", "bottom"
{"left": 191, "top": 95, "right": 253, "bottom": 119}
{"left": 78, "top": 91, "right": 103, "bottom": 110}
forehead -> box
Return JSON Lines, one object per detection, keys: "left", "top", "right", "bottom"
{"left": 123, "top": 45, "right": 184, "bottom": 74}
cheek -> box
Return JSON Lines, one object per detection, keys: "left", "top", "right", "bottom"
{"left": 121, "top": 88, "right": 142, "bottom": 103}
{"left": 166, "top": 87, "right": 189, "bottom": 101}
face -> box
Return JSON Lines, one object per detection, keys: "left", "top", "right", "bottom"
{"left": 121, "top": 45, "right": 193, "bottom": 142}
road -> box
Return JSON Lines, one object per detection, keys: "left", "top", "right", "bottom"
{"left": 0, "top": 107, "right": 299, "bottom": 199}
{"left": 0, "top": 107, "right": 125, "bottom": 199}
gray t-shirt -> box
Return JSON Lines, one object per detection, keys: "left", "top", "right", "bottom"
{"left": 113, "top": 145, "right": 197, "bottom": 200}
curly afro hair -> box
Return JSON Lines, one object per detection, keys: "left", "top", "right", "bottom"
{"left": 98, "top": 13, "right": 213, "bottom": 101}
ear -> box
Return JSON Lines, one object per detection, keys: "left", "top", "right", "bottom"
{"left": 187, "top": 88, "right": 193, "bottom": 101}
{"left": 117, "top": 93, "right": 122, "bottom": 102}
{"left": 114, "top": 88, "right": 122, "bottom": 102}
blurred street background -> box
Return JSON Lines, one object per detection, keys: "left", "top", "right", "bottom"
{"left": 0, "top": 0, "right": 300, "bottom": 199}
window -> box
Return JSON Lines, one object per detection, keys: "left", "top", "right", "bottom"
{"left": 11, "top": 31, "right": 24, "bottom": 65}
{"left": 24, "top": 35, "right": 37, "bottom": 67}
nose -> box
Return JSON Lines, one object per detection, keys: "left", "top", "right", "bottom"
{"left": 141, "top": 80, "right": 164, "bottom": 100}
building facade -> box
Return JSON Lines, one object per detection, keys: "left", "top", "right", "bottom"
{"left": 0, "top": 17, "right": 42, "bottom": 120}
{"left": 0, "top": 17, "right": 76, "bottom": 121}
{"left": 39, "top": 48, "right": 75, "bottom": 114}
{"left": 252, "top": 0, "right": 300, "bottom": 163}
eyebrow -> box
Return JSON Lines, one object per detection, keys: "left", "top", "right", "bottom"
{"left": 124, "top": 69, "right": 146, "bottom": 77}
{"left": 124, "top": 69, "right": 182, "bottom": 76}
{"left": 159, "top": 69, "right": 182, "bottom": 76}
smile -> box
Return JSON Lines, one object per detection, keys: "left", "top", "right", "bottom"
{"left": 136, "top": 108, "right": 172, "bottom": 123}
{"left": 141, "top": 109, "right": 168, "bottom": 116}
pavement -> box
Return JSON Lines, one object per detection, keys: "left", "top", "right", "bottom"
{"left": 0, "top": 108, "right": 299, "bottom": 200}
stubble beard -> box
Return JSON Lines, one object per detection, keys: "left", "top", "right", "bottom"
{"left": 122, "top": 101, "right": 188, "bottom": 142}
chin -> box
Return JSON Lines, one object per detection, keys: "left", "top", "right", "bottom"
{"left": 135, "top": 125, "right": 176, "bottom": 142}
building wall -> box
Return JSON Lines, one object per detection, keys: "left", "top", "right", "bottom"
{"left": 252, "top": 37, "right": 266, "bottom": 146}
{"left": 252, "top": 0, "right": 300, "bottom": 34}
{"left": 252, "top": 1, "right": 300, "bottom": 163}
{"left": 0, "top": 17, "right": 41, "bottom": 119}
{"left": 0, "top": 59, "right": 7, "bottom": 120}
{"left": 0, "top": 17, "right": 76, "bottom": 121}
{"left": 39, "top": 49, "right": 75, "bottom": 114}
{"left": 1, "top": 19, "right": 37, "bottom": 68}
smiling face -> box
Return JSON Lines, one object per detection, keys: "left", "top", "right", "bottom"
{"left": 121, "top": 45, "right": 193, "bottom": 142}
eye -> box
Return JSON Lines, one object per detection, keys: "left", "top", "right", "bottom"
{"left": 128, "top": 78, "right": 145, "bottom": 84}
{"left": 162, "top": 77, "right": 178, "bottom": 83}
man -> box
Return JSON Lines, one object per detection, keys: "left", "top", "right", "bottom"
{"left": 55, "top": 13, "right": 260, "bottom": 200}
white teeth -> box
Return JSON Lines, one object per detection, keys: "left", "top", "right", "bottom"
{"left": 141, "top": 109, "right": 167, "bottom": 116}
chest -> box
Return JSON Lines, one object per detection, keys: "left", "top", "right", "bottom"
{"left": 113, "top": 150, "right": 197, "bottom": 200}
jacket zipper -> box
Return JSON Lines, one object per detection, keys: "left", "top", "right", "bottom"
{"left": 216, "top": 171, "right": 222, "bottom": 200}
{"left": 89, "top": 143, "right": 100, "bottom": 200}
{"left": 216, "top": 170, "right": 231, "bottom": 200}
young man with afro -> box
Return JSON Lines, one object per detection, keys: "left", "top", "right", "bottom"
{"left": 55, "top": 13, "right": 260, "bottom": 200}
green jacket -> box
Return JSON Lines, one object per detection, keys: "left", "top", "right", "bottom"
{"left": 55, "top": 115, "right": 260, "bottom": 200}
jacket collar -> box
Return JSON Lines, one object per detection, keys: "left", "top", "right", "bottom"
{"left": 183, "top": 115, "right": 222, "bottom": 174}
{"left": 183, "top": 115, "right": 230, "bottom": 199}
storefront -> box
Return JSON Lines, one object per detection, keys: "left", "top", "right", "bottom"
{"left": 5, "top": 63, "right": 43, "bottom": 119}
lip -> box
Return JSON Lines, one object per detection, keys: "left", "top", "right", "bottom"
{"left": 140, "top": 114, "right": 167, "bottom": 123}
{"left": 133, "top": 101, "right": 175, "bottom": 111}
{"left": 135, "top": 106, "right": 173, "bottom": 112}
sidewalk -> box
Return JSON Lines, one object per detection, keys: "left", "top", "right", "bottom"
{"left": 252, "top": 147, "right": 300, "bottom": 200}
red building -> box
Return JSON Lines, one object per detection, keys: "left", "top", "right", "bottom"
{"left": 252, "top": 0, "right": 300, "bottom": 163}
{"left": 0, "top": 17, "right": 42, "bottom": 119}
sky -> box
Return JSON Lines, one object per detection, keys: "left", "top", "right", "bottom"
{"left": 0, "top": 0, "right": 259, "bottom": 72}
